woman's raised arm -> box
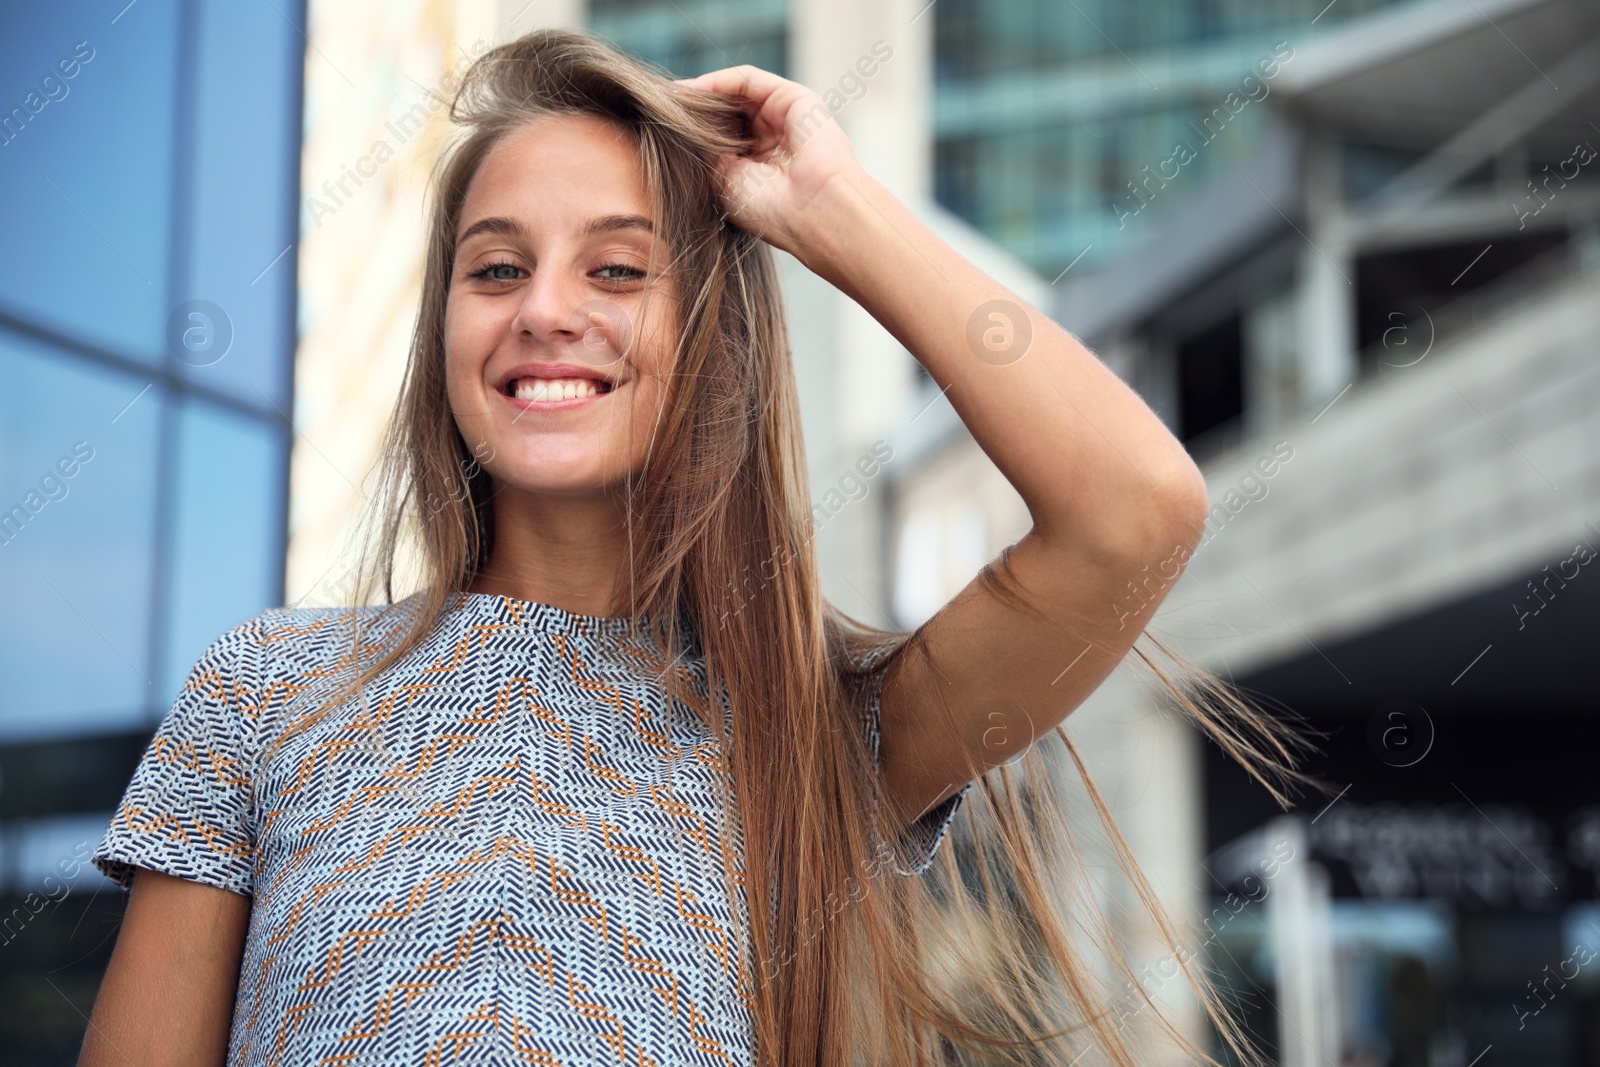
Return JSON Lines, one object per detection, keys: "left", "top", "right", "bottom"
{"left": 678, "top": 64, "right": 1211, "bottom": 831}
{"left": 78, "top": 869, "right": 251, "bottom": 1067}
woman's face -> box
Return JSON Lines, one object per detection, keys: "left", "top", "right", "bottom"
{"left": 445, "top": 113, "right": 678, "bottom": 502}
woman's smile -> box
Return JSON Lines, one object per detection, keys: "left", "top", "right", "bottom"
{"left": 501, "top": 372, "right": 625, "bottom": 414}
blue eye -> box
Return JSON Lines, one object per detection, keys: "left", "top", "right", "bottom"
{"left": 466, "top": 260, "right": 522, "bottom": 283}
{"left": 595, "top": 261, "right": 646, "bottom": 282}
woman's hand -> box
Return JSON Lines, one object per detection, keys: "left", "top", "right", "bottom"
{"left": 672, "top": 65, "right": 863, "bottom": 258}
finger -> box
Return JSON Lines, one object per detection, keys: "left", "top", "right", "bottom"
{"left": 681, "top": 64, "right": 788, "bottom": 112}
{"left": 677, "top": 66, "right": 823, "bottom": 160}
{"left": 668, "top": 73, "right": 759, "bottom": 115}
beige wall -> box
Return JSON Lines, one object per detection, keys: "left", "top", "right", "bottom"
{"left": 288, "top": 0, "right": 579, "bottom": 607}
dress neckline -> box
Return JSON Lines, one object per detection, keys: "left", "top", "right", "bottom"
{"left": 439, "top": 591, "right": 716, "bottom": 655}
{"left": 443, "top": 590, "right": 648, "bottom": 634}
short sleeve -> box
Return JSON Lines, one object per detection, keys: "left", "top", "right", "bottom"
{"left": 861, "top": 654, "right": 971, "bottom": 878}
{"left": 92, "top": 621, "right": 262, "bottom": 896}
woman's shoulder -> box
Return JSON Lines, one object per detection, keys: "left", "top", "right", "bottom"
{"left": 253, "top": 598, "right": 417, "bottom": 653}
{"left": 193, "top": 595, "right": 430, "bottom": 687}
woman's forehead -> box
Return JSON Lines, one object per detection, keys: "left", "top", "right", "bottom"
{"left": 476, "top": 115, "right": 644, "bottom": 193}
{"left": 459, "top": 116, "right": 654, "bottom": 239}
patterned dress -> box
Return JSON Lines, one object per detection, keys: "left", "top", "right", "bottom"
{"left": 93, "top": 592, "right": 968, "bottom": 1066}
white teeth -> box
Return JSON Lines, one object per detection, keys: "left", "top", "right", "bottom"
{"left": 511, "top": 377, "right": 603, "bottom": 401}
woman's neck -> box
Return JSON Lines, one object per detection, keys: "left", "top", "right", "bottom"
{"left": 468, "top": 487, "right": 631, "bottom": 616}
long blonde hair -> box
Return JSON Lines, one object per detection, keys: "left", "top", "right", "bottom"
{"left": 273, "top": 27, "right": 1321, "bottom": 1067}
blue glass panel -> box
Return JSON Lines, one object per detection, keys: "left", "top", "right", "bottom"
{"left": 3, "top": 812, "right": 116, "bottom": 893}
{"left": 0, "top": 0, "right": 180, "bottom": 361}
{"left": 174, "top": 0, "right": 302, "bottom": 407}
{"left": 0, "top": 339, "right": 160, "bottom": 743}
{"left": 159, "top": 398, "right": 284, "bottom": 702}
{"left": 589, "top": 0, "right": 787, "bottom": 78}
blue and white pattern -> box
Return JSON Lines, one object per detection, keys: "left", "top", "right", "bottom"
{"left": 93, "top": 592, "right": 967, "bottom": 1066}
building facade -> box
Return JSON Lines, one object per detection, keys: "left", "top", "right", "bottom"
{"left": 0, "top": 0, "right": 305, "bottom": 1059}
{"left": 952, "top": 0, "right": 1599, "bottom": 1061}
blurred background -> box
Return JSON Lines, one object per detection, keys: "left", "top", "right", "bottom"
{"left": 2, "top": 0, "right": 1597, "bottom": 1063}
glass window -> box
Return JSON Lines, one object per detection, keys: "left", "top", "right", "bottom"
{"left": 176, "top": 1, "right": 302, "bottom": 407}
{"left": 2, "top": 812, "right": 117, "bottom": 893}
{"left": 0, "top": 337, "right": 161, "bottom": 743}
{"left": 0, "top": 1, "right": 180, "bottom": 361}
{"left": 589, "top": 0, "right": 787, "bottom": 78}
{"left": 160, "top": 399, "right": 285, "bottom": 702}
{"left": 931, "top": 0, "right": 1419, "bottom": 274}
{"left": 0, "top": 0, "right": 300, "bottom": 1058}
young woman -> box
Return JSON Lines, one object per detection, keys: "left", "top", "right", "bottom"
{"left": 82, "top": 28, "right": 1309, "bottom": 1067}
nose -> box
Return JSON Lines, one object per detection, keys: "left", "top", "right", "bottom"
{"left": 508, "top": 266, "right": 586, "bottom": 344}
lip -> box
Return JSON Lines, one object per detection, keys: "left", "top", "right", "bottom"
{"left": 495, "top": 361, "right": 621, "bottom": 393}
{"left": 495, "top": 360, "right": 625, "bottom": 414}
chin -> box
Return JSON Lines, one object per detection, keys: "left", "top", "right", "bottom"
{"left": 490, "top": 462, "right": 627, "bottom": 500}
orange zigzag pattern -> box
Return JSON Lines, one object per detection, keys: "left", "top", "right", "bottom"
{"left": 420, "top": 1000, "right": 563, "bottom": 1067}
{"left": 421, "top": 621, "right": 509, "bottom": 674}
{"left": 271, "top": 834, "right": 740, "bottom": 1065}
{"left": 247, "top": 618, "right": 749, "bottom": 1063}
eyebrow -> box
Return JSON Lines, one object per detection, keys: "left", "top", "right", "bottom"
{"left": 455, "top": 213, "right": 655, "bottom": 251}
{"left": 587, "top": 213, "right": 655, "bottom": 238}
